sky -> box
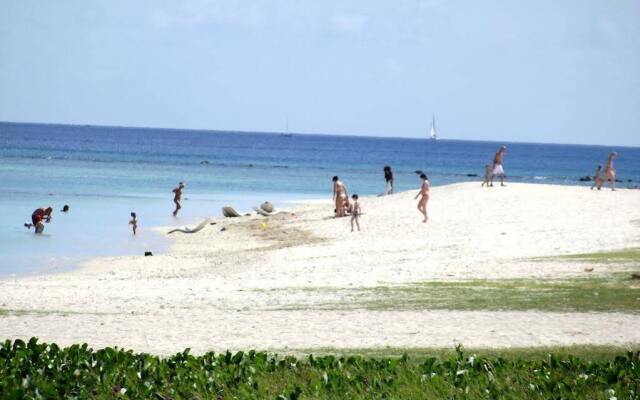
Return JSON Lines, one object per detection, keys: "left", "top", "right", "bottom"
{"left": 1, "top": 0, "right": 639, "bottom": 146}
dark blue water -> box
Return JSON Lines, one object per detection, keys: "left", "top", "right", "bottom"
{"left": 1, "top": 122, "right": 639, "bottom": 275}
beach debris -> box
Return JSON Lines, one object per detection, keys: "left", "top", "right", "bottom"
{"left": 260, "top": 201, "right": 274, "bottom": 213}
{"left": 584, "top": 267, "right": 594, "bottom": 272}
{"left": 222, "top": 206, "right": 241, "bottom": 218}
{"left": 60, "top": 205, "right": 70, "bottom": 212}
{"left": 144, "top": 251, "right": 153, "bottom": 256}
{"left": 253, "top": 207, "right": 272, "bottom": 217}
{"left": 209, "top": 222, "right": 217, "bottom": 225}
{"left": 220, "top": 227, "right": 227, "bottom": 232}
{"left": 260, "top": 222, "right": 268, "bottom": 230}
{"left": 167, "top": 218, "right": 211, "bottom": 234}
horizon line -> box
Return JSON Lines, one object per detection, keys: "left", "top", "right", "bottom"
{"left": 0, "top": 119, "right": 637, "bottom": 149}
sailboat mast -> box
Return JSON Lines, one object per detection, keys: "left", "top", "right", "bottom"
{"left": 429, "top": 113, "right": 437, "bottom": 140}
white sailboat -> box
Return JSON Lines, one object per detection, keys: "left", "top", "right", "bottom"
{"left": 429, "top": 114, "right": 437, "bottom": 140}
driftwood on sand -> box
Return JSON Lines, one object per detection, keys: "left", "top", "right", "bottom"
{"left": 168, "top": 218, "right": 212, "bottom": 234}
{"left": 253, "top": 207, "right": 271, "bottom": 217}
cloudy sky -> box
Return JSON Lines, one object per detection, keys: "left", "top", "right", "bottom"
{"left": 1, "top": 0, "right": 639, "bottom": 145}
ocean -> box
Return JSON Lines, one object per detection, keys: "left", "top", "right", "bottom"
{"left": 1, "top": 121, "right": 639, "bottom": 276}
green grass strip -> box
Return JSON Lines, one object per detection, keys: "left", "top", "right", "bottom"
{"left": 530, "top": 248, "right": 640, "bottom": 264}
{"left": 272, "top": 276, "right": 640, "bottom": 313}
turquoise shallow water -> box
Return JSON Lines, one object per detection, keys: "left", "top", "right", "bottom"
{"left": 1, "top": 122, "right": 639, "bottom": 276}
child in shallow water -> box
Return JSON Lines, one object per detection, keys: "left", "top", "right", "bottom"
{"left": 481, "top": 164, "right": 491, "bottom": 187}
{"left": 129, "top": 212, "right": 138, "bottom": 235}
{"left": 350, "top": 194, "right": 361, "bottom": 232}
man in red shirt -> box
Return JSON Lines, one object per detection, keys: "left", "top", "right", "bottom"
{"left": 24, "top": 206, "right": 53, "bottom": 234}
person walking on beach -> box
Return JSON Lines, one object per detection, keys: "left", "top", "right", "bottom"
{"left": 332, "top": 176, "right": 349, "bottom": 218}
{"left": 350, "top": 194, "right": 361, "bottom": 232}
{"left": 415, "top": 173, "right": 430, "bottom": 223}
{"left": 129, "top": 212, "right": 138, "bottom": 235}
{"left": 481, "top": 164, "right": 491, "bottom": 187}
{"left": 24, "top": 206, "right": 53, "bottom": 234}
{"left": 383, "top": 165, "right": 394, "bottom": 195}
{"left": 591, "top": 165, "right": 604, "bottom": 190}
{"left": 172, "top": 182, "right": 185, "bottom": 216}
{"left": 605, "top": 152, "right": 617, "bottom": 191}
{"left": 490, "top": 145, "right": 507, "bottom": 187}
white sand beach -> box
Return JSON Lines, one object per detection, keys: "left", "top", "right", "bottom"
{"left": 1, "top": 182, "right": 639, "bottom": 354}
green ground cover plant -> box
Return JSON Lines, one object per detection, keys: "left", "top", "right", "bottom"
{"left": 1, "top": 338, "right": 638, "bottom": 399}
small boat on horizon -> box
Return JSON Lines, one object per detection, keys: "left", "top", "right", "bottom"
{"left": 281, "top": 115, "right": 293, "bottom": 137}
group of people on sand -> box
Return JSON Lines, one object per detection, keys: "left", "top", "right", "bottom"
{"left": 479, "top": 146, "right": 620, "bottom": 192}
{"left": 591, "top": 152, "right": 617, "bottom": 191}
{"left": 331, "top": 176, "right": 362, "bottom": 231}
{"left": 332, "top": 145, "right": 622, "bottom": 232}
{"left": 332, "top": 166, "right": 431, "bottom": 230}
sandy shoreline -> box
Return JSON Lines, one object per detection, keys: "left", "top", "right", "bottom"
{"left": 1, "top": 182, "right": 639, "bottom": 354}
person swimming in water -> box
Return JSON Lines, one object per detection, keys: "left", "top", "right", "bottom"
{"left": 604, "top": 152, "right": 617, "bottom": 191}
{"left": 332, "top": 176, "right": 349, "bottom": 218}
{"left": 172, "top": 182, "right": 185, "bottom": 216}
{"left": 414, "top": 173, "right": 430, "bottom": 223}
{"left": 24, "top": 206, "right": 53, "bottom": 234}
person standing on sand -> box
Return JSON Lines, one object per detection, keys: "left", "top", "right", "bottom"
{"left": 383, "top": 165, "right": 394, "bottom": 195}
{"left": 591, "top": 165, "right": 604, "bottom": 190}
{"left": 481, "top": 164, "right": 491, "bottom": 187}
{"left": 172, "top": 182, "right": 185, "bottom": 216}
{"left": 490, "top": 145, "right": 507, "bottom": 187}
{"left": 350, "top": 194, "right": 361, "bottom": 232}
{"left": 415, "top": 173, "right": 430, "bottom": 223}
{"left": 24, "top": 206, "right": 53, "bottom": 234}
{"left": 605, "top": 152, "right": 617, "bottom": 191}
{"left": 332, "top": 176, "right": 349, "bottom": 218}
